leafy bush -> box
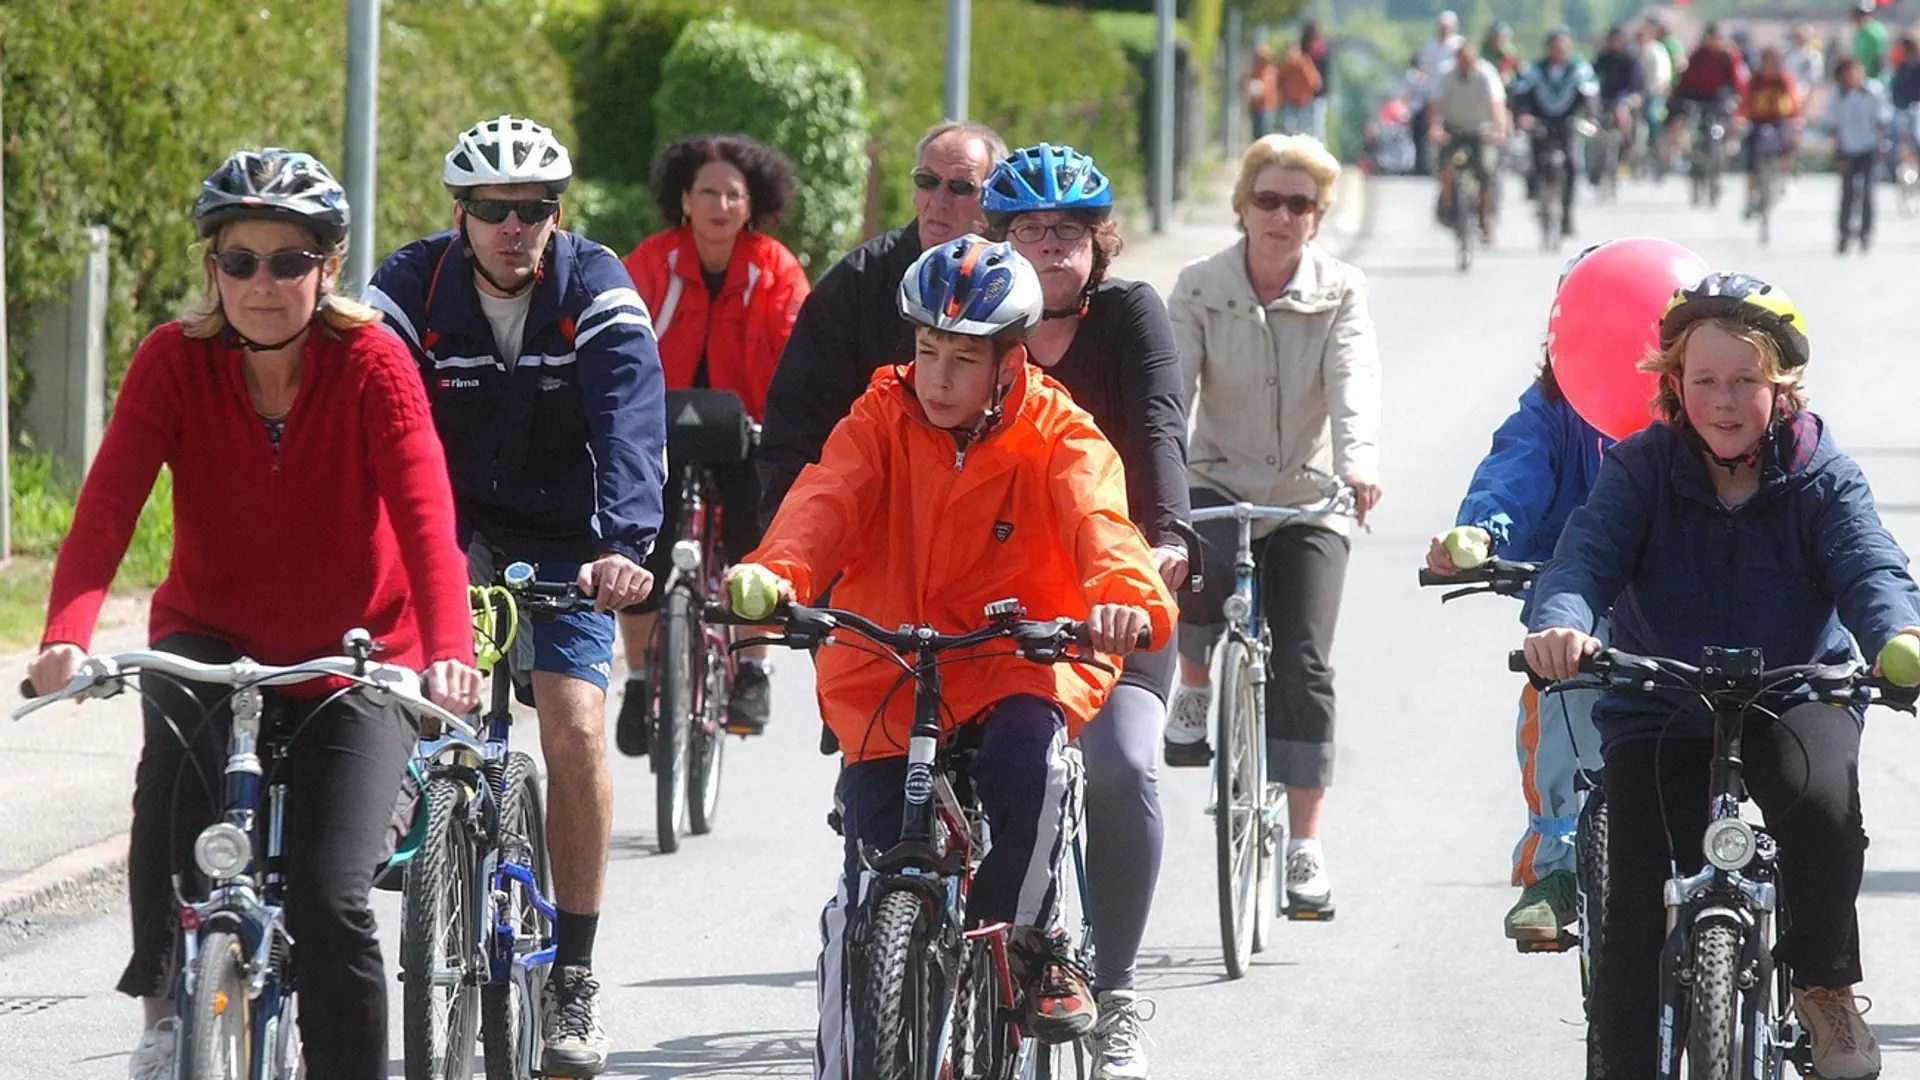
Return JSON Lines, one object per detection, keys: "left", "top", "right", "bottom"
{"left": 9, "top": 450, "right": 174, "bottom": 588}
{"left": 548, "top": 0, "right": 709, "bottom": 185}
{"left": 652, "top": 16, "right": 869, "bottom": 272}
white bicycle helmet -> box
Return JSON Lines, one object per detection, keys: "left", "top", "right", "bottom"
{"left": 898, "top": 235, "right": 1044, "bottom": 339}
{"left": 443, "top": 115, "right": 573, "bottom": 197}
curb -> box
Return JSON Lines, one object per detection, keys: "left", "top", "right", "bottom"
{"left": 0, "top": 832, "right": 129, "bottom": 920}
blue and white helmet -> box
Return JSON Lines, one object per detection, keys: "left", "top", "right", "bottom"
{"left": 898, "top": 236, "right": 1044, "bottom": 339}
{"left": 982, "top": 143, "right": 1113, "bottom": 226}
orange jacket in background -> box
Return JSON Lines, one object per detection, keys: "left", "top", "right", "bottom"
{"left": 622, "top": 226, "right": 809, "bottom": 422}
{"left": 1277, "top": 50, "right": 1324, "bottom": 107}
{"left": 749, "top": 360, "right": 1178, "bottom": 761}
{"left": 1740, "top": 71, "right": 1800, "bottom": 124}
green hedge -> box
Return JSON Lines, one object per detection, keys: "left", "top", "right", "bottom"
{"left": 1, "top": 0, "right": 573, "bottom": 407}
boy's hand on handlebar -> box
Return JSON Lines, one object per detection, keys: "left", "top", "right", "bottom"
{"left": 578, "top": 553, "right": 654, "bottom": 613}
{"left": 722, "top": 563, "right": 794, "bottom": 618}
{"left": 1088, "top": 604, "right": 1152, "bottom": 656}
{"left": 1522, "top": 628, "right": 1600, "bottom": 682}
{"left": 424, "top": 659, "right": 484, "bottom": 715}
{"left": 27, "top": 644, "right": 86, "bottom": 698}
{"left": 1426, "top": 532, "right": 1460, "bottom": 576}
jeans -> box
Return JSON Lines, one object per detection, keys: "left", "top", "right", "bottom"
{"left": 1838, "top": 150, "right": 1877, "bottom": 240}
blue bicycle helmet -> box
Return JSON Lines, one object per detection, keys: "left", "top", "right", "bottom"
{"left": 898, "top": 235, "right": 1044, "bottom": 339}
{"left": 981, "top": 143, "right": 1113, "bottom": 226}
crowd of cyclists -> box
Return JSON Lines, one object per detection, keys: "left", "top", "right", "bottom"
{"left": 18, "top": 6, "right": 1920, "bottom": 1079}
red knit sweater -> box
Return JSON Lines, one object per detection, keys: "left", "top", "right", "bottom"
{"left": 43, "top": 321, "right": 474, "bottom": 672}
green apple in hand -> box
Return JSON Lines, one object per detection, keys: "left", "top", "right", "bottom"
{"left": 1878, "top": 634, "right": 1920, "bottom": 688}
{"left": 1443, "top": 526, "right": 1491, "bottom": 570}
{"left": 728, "top": 564, "right": 784, "bottom": 619}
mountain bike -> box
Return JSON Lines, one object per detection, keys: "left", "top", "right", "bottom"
{"left": 1441, "top": 134, "right": 1483, "bottom": 272}
{"left": 1191, "top": 481, "right": 1357, "bottom": 980}
{"left": 1687, "top": 99, "right": 1732, "bottom": 209}
{"left": 1513, "top": 646, "right": 1916, "bottom": 1080}
{"left": 1750, "top": 123, "right": 1789, "bottom": 246}
{"left": 715, "top": 599, "right": 1144, "bottom": 1080}
{"left": 400, "top": 562, "right": 596, "bottom": 1080}
{"left": 13, "top": 633, "right": 464, "bottom": 1080}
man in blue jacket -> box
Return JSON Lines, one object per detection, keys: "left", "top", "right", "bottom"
{"left": 367, "top": 115, "right": 666, "bottom": 1077}
{"left": 1428, "top": 357, "right": 1612, "bottom": 945}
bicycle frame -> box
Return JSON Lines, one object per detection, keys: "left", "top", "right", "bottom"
{"left": 653, "top": 459, "right": 734, "bottom": 740}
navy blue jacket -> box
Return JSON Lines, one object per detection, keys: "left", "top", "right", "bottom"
{"left": 1530, "top": 412, "right": 1920, "bottom": 743}
{"left": 368, "top": 231, "right": 667, "bottom": 566}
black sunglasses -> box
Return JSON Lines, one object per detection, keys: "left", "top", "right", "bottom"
{"left": 1249, "top": 191, "right": 1319, "bottom": 216}
{"left": 212, "top": 248, "right": 327, "bottom": 281}
{"left": 911, "top": 170, "right": 980, "bottom": 198}
{"left": 462, "top": 197, "right": 561, "bottom": 225}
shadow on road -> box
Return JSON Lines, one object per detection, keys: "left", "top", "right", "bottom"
{"left": 1133, "top": 945, "right": 1296, "bottom": 991}
{"left": 1860, "top": 869, "right": 1920, "bottom": 895}
{"left": 597, "top": 1029, "right": 814, "bottom": 1078}
{"left": 1866, "top": 1023, "right": 1920, "bottom": 1052}
{"left": 628, "top": 968, "right": 814, "bottom": 991}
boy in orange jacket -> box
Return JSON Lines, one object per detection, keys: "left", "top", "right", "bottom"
{"left": 726, "top": 236, "right": 1175, "bottom": 1071}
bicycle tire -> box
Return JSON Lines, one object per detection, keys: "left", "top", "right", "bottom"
{"left": 1214, "top": 636, "right": 1261, "bottom": 980}
{"left": 184, "top": 928, "right": 250, "bottom": 1080}
{"left": 482, "top": 753, "right": 552, "bottom": 1080}
{"left": 1575, "top": 782, "right": 1608, "bottom": 1016}
{"left": 1036, "top": 787, "right": 1095, "bottom": 1079}
{"left": 687, "top": 631, "right": 727, "bottom": 835}
{"left": 1454, "top": 179, "right": 1474, "bottom": 271}
{"left": 1685, "top": 921, "right": 1741, "bottom": 1080}
{"left": 403, "top": 775, "right": 481, "bottom": 1080}
{"left": 852, "top": 888, "right": 933, "bottom": 1080}
{"left": 655, "top": 588, "right": 696, "bottom": 854}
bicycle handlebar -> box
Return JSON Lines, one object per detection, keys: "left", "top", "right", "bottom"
{"left": 1418, "top": 558, "right": 1540, "bottom": 600}
{"left": 1506, "top": 646, "right": 1918, "bottom": 712}
{"left": 705, "top": 601, "right": 1151, "bottom": 662}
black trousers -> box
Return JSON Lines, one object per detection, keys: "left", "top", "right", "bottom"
{"left": 1837, "top": 151, "right": 1877, "bottom": 241}
{"left": 1178, "top": 486, "right": 1351, "bottom": 787}
{"left": 1591, "top": 703, "right": 1866, "bottom": 1078}
{"left": 120, "top": 633, "right": 417, "bottom": 1080}
{"left": 1532, "top": 129, "right": 1579, "bottom": 228}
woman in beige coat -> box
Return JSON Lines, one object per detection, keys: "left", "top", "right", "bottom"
{"left": 1161, "top": 134, "right": 1382, "bottom": 918}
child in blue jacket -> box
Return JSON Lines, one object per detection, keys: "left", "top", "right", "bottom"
{"left": 1428, "top": 355, "right": 1611, "bottom": 946}
{"left": 1524, "top": 272, "right": 1920, "bottom": 1080}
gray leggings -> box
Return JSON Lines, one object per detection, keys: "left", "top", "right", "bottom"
{"left": 1081, "top": 650, "right": 1171, "bottom": 991}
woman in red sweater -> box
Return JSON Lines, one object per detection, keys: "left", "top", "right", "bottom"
{"left": 26, "top": 149, "right": 481, "bottom": 1080}
{"left": 616, "top": 134, "right": 809, "bottom": 743}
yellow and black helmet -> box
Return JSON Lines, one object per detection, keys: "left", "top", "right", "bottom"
{"left": 1659, "top": 271, "right": 1809, "bottom": 371}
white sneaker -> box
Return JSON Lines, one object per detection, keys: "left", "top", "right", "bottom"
{"left": 128, "top": 1019, "right": 179, "bottom": 1080}
{"left": 1092, "top": 990, "right": 1151, "bottom": 1080}
{"left": 1285, "top": 840, "right": 1333, "bottom": 907}
{"left": 1794, "top": 986, "right": 1881, "bottom": 1080}
{"left": 1161, "top": 685, "right": 1212, "bottom": 766}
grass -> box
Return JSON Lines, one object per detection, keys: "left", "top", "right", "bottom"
{"left": 0, "top": 451, "right": 173, "bottom": 650}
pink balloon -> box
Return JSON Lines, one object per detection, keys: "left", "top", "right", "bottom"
{"left": 1547, "top": 237, "right": 1709, "bottom": 440}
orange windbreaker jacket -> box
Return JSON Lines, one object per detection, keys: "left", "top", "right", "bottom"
{"left": 749, "top": 360, "right": 1178, "bottom": 761}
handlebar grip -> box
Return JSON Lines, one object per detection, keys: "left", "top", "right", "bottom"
{"left": 19, "top": 679, "right": 35, "bottom": 701}
{"left": 1507, "top": 649, "right": 1531, "bottom": 674}
{"left": 1068, "top": 624, "right": 1155, "bottom": 652}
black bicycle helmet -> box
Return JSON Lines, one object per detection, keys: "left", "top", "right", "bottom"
{"left": 193, "top": 149, "right": 350, "bottom": 250}
{"left": 1659, "top": 271, "right": 1810, "bottom": 371}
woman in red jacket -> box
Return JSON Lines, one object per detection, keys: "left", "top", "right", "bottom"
{"left": 26, "top": 149, "right": 480, "bottom": 1080}
{"left": 616, "top": 134, "right": 809, "bottom": 743}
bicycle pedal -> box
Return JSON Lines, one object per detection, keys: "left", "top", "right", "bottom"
{"left": 1283, "top": 902, "right": 1335, "bottom": 922}
{"left": 1513, "top": 933, "right": 1575, "bottom": 954}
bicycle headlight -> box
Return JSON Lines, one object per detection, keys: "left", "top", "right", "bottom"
{"left": 670, "top": 540, "right": 702, "bottom": 574}
{"left": 1704, "top": 818, "right": 1756, "bottom": 872}
{"left": 1222, "top": 594, "right": 1251, "bottom": 623}
{"left": 194, "top": 823, "right": 252, "bottom": 880}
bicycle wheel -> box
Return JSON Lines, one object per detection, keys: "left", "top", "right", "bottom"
{"left": 1574, "top": 779, "right": 1608, "bottom": 1015}
{"left": 184, "top": 929, "right": 250, "bottom": 1080}
{"left": 1035, "top": 796, "right": 1095, "bottom": 1080}
{"left": 1213, "top": 636, "right": 1262, "bottom": 980}
{"left": 654, "top": 588, "right": 696, "bottom": 854}
{"left": 403, "top": 775, "right": 481, "bottom": 1080}
{"left": 1757, "top": 158, "right": 1774, "bottom": 247}
{"left": 852, "top": 888, "right": 937, "bottom": 1080}
{"left": 687, "top": 631, "right": 727, "bottom": 836}
{"left": 482, "top": 753, "right": 552, "bottom": 1080}
{"left": 1454, "top": 183, "right": 1474, "bottom": 272}
{"left": 1685, "top": 921, "right": 1741, "bottom": 1080}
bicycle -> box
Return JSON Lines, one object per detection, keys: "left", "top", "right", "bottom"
{"left": 648, "top": 387, "right": 759, "bottom": 854}
{"left": 1418, "top": 558, "right": 1608, "bottom": 1015}
{"left": 1749, "top": 122, "right": 1790, "bottom": 246}
{"left": 1589, "top": 104, "right": 1627, "bottom": 202}
{"left": 1686, "top": 99, "right": 1732, "bottom": 209}
{"left": 1440, "top": 133, "right": 1484, "bottom": 272}
{"left": 1894, "top": 105, "right": 1920, "bottom": 216}
{"left": 1529, "top": 118, "right": 1590, "bottom": 253}
{"left": 1511, "top": 646, "right": 1916, "bottom": 1080}
{"left": 1190, "top": 481, "right": 1357, "bottom": 980}
{"left": 714, "top": 599, "right": 1144, "bottom": 1080}
{"left": 400, "top": 562, "right": 596, "bottom": 1080}
{"left": 12, "top": 632, "right": 463, "bottom": 1080}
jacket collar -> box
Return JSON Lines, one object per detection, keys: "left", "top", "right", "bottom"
{"left": 427, "top": 229, "right": 577, "bottom": 349}
{"left": 1188, "top": 239, "right": 1342, "bottom": 314}
{"left": 1666, "top": 410, "right": 1828, "bottom": 506}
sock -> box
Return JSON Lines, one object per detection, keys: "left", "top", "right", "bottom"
{"left": 1287, "top": 836, "right": 1321, "bottom": 858}
{"left": 554, "top": 909, "right": 599, "bottom": 971}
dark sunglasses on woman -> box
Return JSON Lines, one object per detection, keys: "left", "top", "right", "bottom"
{"left": 1249, "top": 191, "right": 1318, "bottom": 216}
{"left": 212, "top": 248, "right": 327, "bottom": 281}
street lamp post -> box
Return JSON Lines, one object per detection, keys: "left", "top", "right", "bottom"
{"left": 343, "top": 0, "right": 381, "bottom": 296}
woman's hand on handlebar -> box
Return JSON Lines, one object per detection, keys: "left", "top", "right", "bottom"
{"left": 1343, "top": 470, "right": 1383, "bottom": 528}
{"left": 424, "top": 658, "right": 485, "bottom": 715}
{"left": 1088, "top": 604, "right": 1152, "bottom": 656}
{"left": 1522, "top": 627, "right": 1601, "bottom": 682}
{"left": 1150, "top": 545, "right": 1190, "bottom": 592}
{"left": 28, "top": 644, "right": 86, "bottom": 698}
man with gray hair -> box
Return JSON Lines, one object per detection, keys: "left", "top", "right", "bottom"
{"left": 758, "top": 119, "right": 1006, "bottom": 522}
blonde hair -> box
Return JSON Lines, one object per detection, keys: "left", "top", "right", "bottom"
{"left": 180, "top": 225, "right": 379, "bottom": 340}
{"left": 1638, "top": 316, "right": 1807, "bottom": 428}
{"left": 1232, "top": 134, "right": 1341, "bottom": 223}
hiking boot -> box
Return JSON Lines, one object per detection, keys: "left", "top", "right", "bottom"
{"left": 1283, "top": 840, "right": 1335, "bottom": 919}
{"left": 1092, "top": 989, "right": 1151, "bottom": 1079}
{"left": 1014, "top": 928, "right": 1097, "bottom": 1044}
{"left": 128, "top": 1019, "right": 179, "bottom": 1080}
{"left": 1161, "top": 684, "right": 1213, "bottom": 767}
{"left": 1504, "top": 870, "right": 1578, "bottom": 943}
{"left": 725, "top": 661, "right": 771, "bottom": 735}
{"left": 541, "top": 965, "right": 611, "bottom": 1076}
{"left": 614, "top": 677, "right": 650, "bottom": 757}
{"left": 1794, "top": 985, "right": 1880, "bottom": 1080}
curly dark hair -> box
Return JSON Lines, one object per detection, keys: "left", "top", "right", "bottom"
{"left": 650, "top": 134, "right": 797, "bottom": 233}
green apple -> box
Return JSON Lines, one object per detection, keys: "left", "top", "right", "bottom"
{"left": 1878, "top": 634, "right": 1920, "bottom": 688}
{"left": 728, "top": 564, "right": 784, "bottom": 620}
{"left": 1443, "top": 525, "right": 1491, "bottom": 570}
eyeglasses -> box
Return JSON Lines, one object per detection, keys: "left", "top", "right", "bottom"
{"left": 1248, "top": 191, "right": 1319, "bottom": 216}
{"left": 462, "top": 197, "right": 561, "bottom": 225}
{"left": 1007, "top": 220, "right": 1091, "bottom": 244}
{"left": 911, "top": 170, "right": 980, "bottom": 198}
{"left": 212, "top": 248, "right": 327, "bottom": 281}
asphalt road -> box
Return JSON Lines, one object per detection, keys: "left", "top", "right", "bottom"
{"left": 5, "top": 169, "right": 1920, "bottom": 1080}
